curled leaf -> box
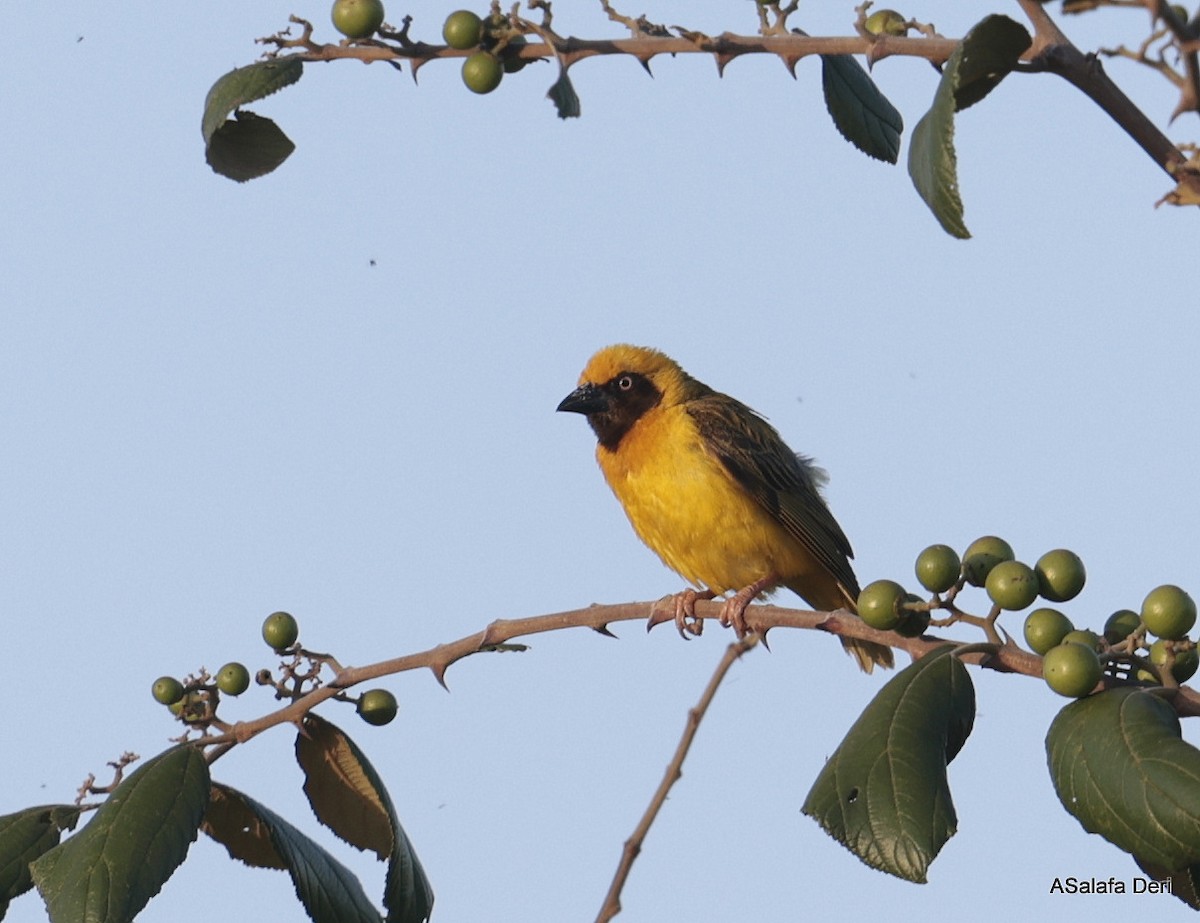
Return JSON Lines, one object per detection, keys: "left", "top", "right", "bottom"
{"left": 547, "top": 67, "right": 581, "bottom": 119}
{"left": 202, "top": 58, "right": 304, "bottom": 145}
{"left": 907, "top": 15, "right": 1031, "bottom": 238}
{"left": 202, "top": 59, "right": 303, "bottom": 181}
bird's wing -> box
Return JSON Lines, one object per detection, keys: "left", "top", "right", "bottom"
{"left": 687, "top": 394, "right": 860, "bottom": 596}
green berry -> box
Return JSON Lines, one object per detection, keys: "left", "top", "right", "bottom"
{"left": 962, "top": 536, "right": 1015, "bottom": 587}
{"left": 985, "top": 560, "right": 1039, "bottom": 611}
{"left": 357, "top": 688, "right": 398, "bottom": 726}
{"left": 1149, "top": 639, "right": 1199, "bottom": 683}
{"left": 1102, "top": 609, "right": 1141, "bottom": 645}
{"left": 1061, "top": 628, "right": 1102, "bottom": 652}
{"left": 462, "top": 51, "right": 503, "bottom": 94}
{"left": 1141, "top": 584, "right": 1197, "bottom": 640}
{"left": 1024, "top": 607, "right": 1074, "bottom": 655}
{"left": 442, "top": 9, "right": 483, "bottom": 49}
{"left": 263, "top": 611, "right": 300, "bottom": 651}
{"left": 216, "top": 662, "right": 251, "bottom": 696}
{"left": 864, "top": 8, "right": 908, "bottom": 36}
{"left": 152, "top": 676, "right": 185, "bottom": 706}
{"left": 1034, "top": 548, "right": 1086, "bottom": 603}
{"left": 1043, "top": 642, "right": 1103, "bottom": 698}
{"left": 894, "top": 594, "right": 931, "bottom": 638}
{"left": 331, "top": 0, "right": 385, "bottom": 39}
{"left": 857, "top": 579, "right": 906, "bottom": 630}
{"left": 914, "top": 544, "right": 960, "bottom": 594}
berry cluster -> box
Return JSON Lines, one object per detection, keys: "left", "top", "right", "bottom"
{"left": 150, "top": 610, "right": 399, "bottom": 728}
{"left": 859, "top": 537, "right": 1196, "bottom": 699}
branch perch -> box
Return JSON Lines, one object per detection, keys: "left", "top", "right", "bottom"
{"left": 197, "top": 597, "right": 1200, "bottom": 762}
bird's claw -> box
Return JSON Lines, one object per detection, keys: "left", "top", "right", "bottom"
{"left": 674, "top": 588, "right": 717, "bottom": 638}
{"left": 718, "top": 596, "right": 751, "bottom": 639}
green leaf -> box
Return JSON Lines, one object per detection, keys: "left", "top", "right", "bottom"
{"left": 0, "top": 805, "right": 81, "bottom": 917}
{"left": 206, "top": 783, "right": 383, "bottom": 923}
{"left": 205, "top": 110, "right": 297, "bottom": 183}
{"left": 202, "top": 59, "right": 302, "bottom": 182}
{"left": 547, "top": 67, "right": 581, "bottom": 120}
{"left": 907, "top": 76, "right": 968, "bottom": 239}
{"left": 1046, "top": 687, "right": 1200, "bottom": 871}
{"left": 802, "top": 645, "right": 975, "bottom": 883}
{"left": 30, "top": 747, "right": 209, "bottom": 923}
{"left": 953, "top": 16, "right": 1032, "bottom": 112}
{"left": 296, "top": 716, "right": 434, "bottom": 923}
{"left": 820, "top": 54, "right": 903, "bottom": 164}
{"left": 906, "top": 15, "right": 1031, "bottom": 239}
{"left": 201, "top": 58, "right": 304, "bottom": 146}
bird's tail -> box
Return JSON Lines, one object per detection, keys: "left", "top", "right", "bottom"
{"left": 789, "top": 580, "right": 895, "bottom": 674}
{"left": 840, "top": 637, "right": 895, "bottom": 674}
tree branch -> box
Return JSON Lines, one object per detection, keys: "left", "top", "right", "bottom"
{"left": 1018, "top": 0, "right": 1200, "bottom": 201}
{"left": 197, "top": 597, "right": 1200, "bottom": 761}
{"left": 594, "top": 636, "right": 758, "bottom": 923}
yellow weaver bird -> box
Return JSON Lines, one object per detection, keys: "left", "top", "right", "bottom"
{"left": 557, "top": 344, "right": 894, "bottom": 673}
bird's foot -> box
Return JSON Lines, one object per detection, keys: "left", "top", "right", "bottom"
{"left": 718, "top": 576, "right": 778, "bottom": 638}
{"left": 672, "top": 588, "right": 716, "bottom": 639}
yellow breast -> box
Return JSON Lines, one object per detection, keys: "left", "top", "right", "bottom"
{"left": 596, "top": 403, "right": 814, "bottom": 595}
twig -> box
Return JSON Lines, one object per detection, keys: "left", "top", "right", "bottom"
{"left": 594, "top": 635, "right": 759, "bottom": 923}
{"left": 1017, "top": 0, "right": 1200, "bottom": 198}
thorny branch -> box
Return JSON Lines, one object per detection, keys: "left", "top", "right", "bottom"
{"left": 191, "top": 596, "right": 1200, "bottom": 764}
{"left": 252, "top": 1, "right": 1199, "bottom": 204}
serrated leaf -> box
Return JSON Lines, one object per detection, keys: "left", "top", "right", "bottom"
{"left": 1046, "top": 687, "right": 1200, "bottom": 872}
{"left": 802, "top": 645, "right": 975, "bottom": 883}
{"left": 202, "top": 785, "right": 287, "bottom": 870}
{"left": 208, "top": 783, "right": 382, "bottom": 923}
{"left": 907, "top": 16, "right": 1031, "bottom": 239}
{"left": 297, "top": 716, "right": 434, "bottom": 923}
{"left": 201, "top": 58, "right": 304, "bottom": 145}
{"left": 547, "top": 67, "right": 581, "bottom": 120}
{"left": 297, "top": 716, "right": 391, "bottom": 858}
{"left": 205, "top": 110, "right": 296, "bottom": 183}
{"left": 820, "top": 54, "right": 903, "bottom": 164}
{"left": 0, "top": 805, "right": 81, "bottom": 917}
{"left": 30, "top": 747, "right": 209, "bottom": 923}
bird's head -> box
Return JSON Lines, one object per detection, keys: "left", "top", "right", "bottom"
{"left": 557, "top": 344, "right": 693, "bottom": 450}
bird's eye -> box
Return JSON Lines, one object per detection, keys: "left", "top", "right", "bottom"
{"left": 617, "top": 375, "right": 634, "bottom": 391}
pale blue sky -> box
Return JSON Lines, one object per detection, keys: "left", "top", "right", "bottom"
{"left": 2, "top": 2, "right": 1198, "bottom": 921}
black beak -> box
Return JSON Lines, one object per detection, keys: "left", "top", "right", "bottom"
{"left": 557, "top": 383, "right": 608, "bottom": 415}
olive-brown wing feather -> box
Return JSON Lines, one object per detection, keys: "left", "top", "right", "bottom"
{"left": 687, "top": 395, "right": 860, "bottom": 597}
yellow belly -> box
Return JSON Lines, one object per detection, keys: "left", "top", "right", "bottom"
{"left": 597, "top": 406, "right": 824, "bottom": 596}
